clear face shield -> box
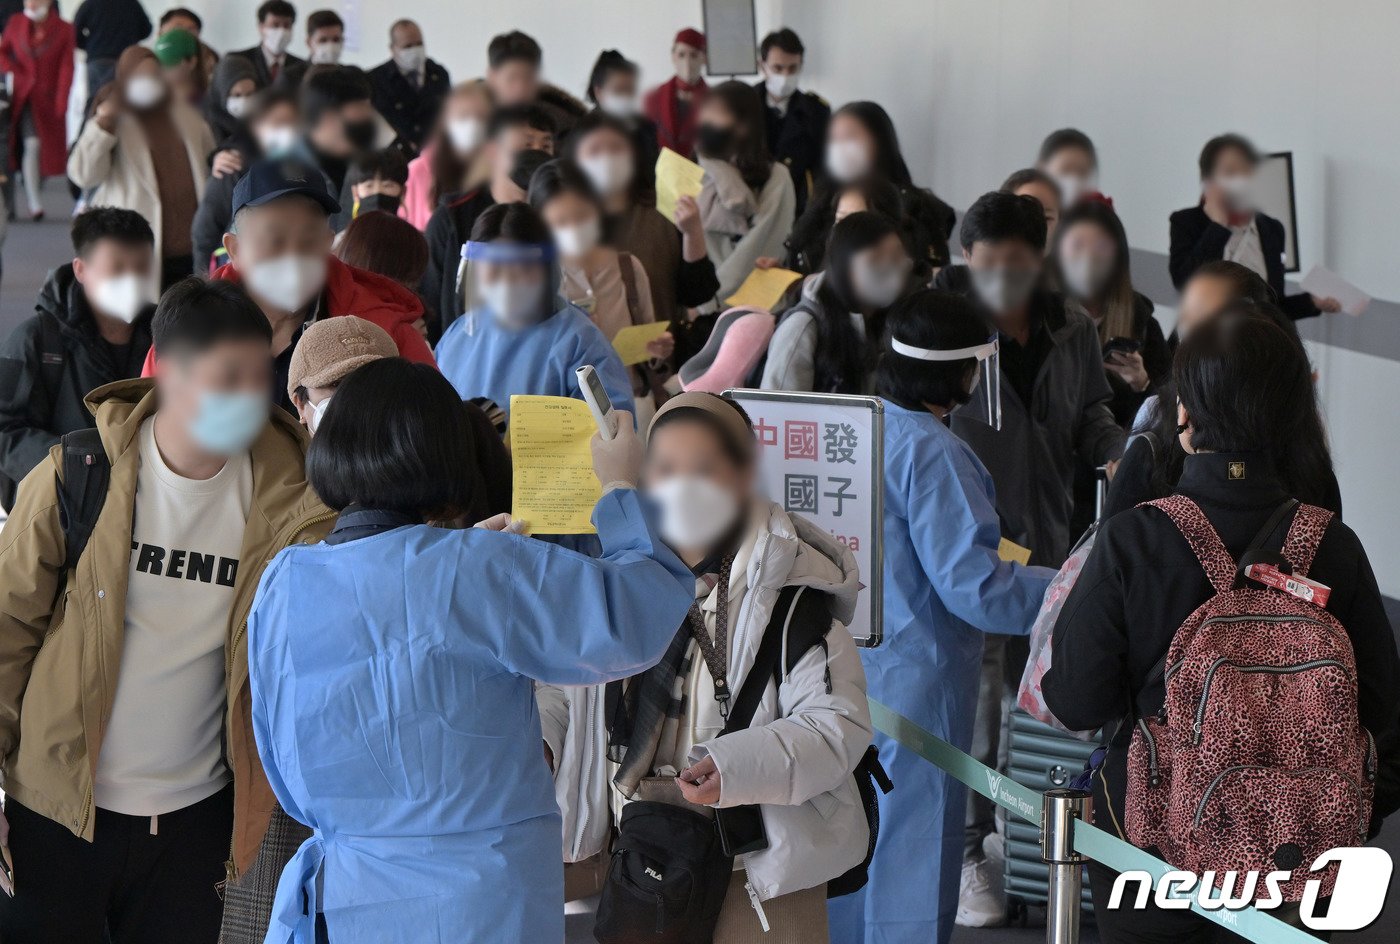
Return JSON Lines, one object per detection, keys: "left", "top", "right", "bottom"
{"left": 457, "top": 240, "right": 561, "bottom": 334}
{"left": 890, "top": 334, "right": 1002, "bottom": 430}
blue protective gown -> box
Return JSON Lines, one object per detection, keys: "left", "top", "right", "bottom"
{"left": 247, "top": 490, "right": 693, "bottom": 944}
{"left": 434, "top": 302, "right": 635, "bottom": 425}
{"left": 829, "top": 402, "right": 1055, "bottom": 944}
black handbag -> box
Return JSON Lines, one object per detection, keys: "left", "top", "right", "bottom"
{"left": 593, "top": 800, "right": 733, "bottom": 944}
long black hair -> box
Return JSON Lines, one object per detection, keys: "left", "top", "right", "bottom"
{"left": 702, "top": 80, "right": 772, "bottom": 191}
{"left": 1051, "top": 199, "right": 1136, "bottom": 342}
{"left": 812, "top": 211, "right": 904, "bottom": 393}
{"left": 832, "top": 101, "right": 915, "bottom": 187}
{"left": 1171, "top": 306, "right": 1337, "bottom": 510}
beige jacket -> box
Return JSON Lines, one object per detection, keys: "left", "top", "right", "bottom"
{"left": 66, "top": 103, "right": 215, "bottom": 294}
{"left": 0, "top": 379, "right": 334, "bottom": 877}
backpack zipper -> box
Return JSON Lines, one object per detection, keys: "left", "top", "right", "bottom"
{"left": 1364, "top": 729, "right": 1377, "bottom": 783}
{"left": 1191, "top": 659, "right": 1347, "bottom": 744}
{"left": 1193, "top": 764, "right": 1365, "bottom": 835}
{"left": 1137, "top": 719, "right": 1162, "bottom": 787}
{"left": 1198, "top": 614, "right": 1327, "bottom": 628}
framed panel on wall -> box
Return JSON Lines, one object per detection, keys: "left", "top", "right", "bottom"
{"left": 1257, "top": 151, "right": 1300, "bottom": 273}
{"left": 702, "top": 0, "right": 758, "bottom": 77}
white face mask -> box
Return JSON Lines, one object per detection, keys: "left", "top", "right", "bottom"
{"left": 480, "top": 279, "right": 545, "bottom": 330}
{"left": 243, "top": 255, "right": 327, "bottom": 313}
{"left": 552, "top": 218, "right": 601, "bottom": 259}
{"left": 850, "top": 258, "right": 909, "bottom": 309}
{"left": 394, "top": 45, "right": 427, "bottom": 73}
{"left": 262, "top": 26, "right": 291, "bottom": 56}
{"left": 445, "top": 116, "right": 485, "bottom": 154}
{"left": 1060, "top": 253, "right": 1115, "bottom": 301}
{"left": 675, "top": 60, "right": 703, "bottom": 85}
{"left": 308, "top": 395, "right": 331, "bottom": 433}
{"left": 578, "top": 152, "right": 634, "bottom": 198}
{"left": 23, "top": 3, "right": 49, "bottom": 20}
{"left": 649, "top": 475, "right": 742, "bottom": 551}
{"left": 826, "top": 139, "right": 872, "bottom": 184}
{"left": 309, "top": 40, "right": 343, "bottom": 64}
{"left": 1052, "top": 172, "right": 1096, "bottom": 207}
{"left": 125, "top": 75, "right": 167, "bottom": 110}
{"left": 764, "top": 71, "right": 799, "bottom": 102}
{"left": 257, "top": 124, "right": 299, "bottom": 156}
{"left": 598, "top": 92, "right": 637, "bottom": 119}
{"left": 226, "top": 95, "right": 251, "bottom": 119}
{"left": 1216, "top": 174, "right": 1257, "bottom": 212}
{"left": 88, "top": 272, "right": 149, "bottom": 324}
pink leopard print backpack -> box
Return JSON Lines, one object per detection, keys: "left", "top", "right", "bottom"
{"left": 1124, "top": 496, "right": 1375, "bottom": 902}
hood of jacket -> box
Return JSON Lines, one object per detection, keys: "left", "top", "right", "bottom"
{"left": 213, "top": 255, "right": 425, "bottom": 333}
{"left": 749, "top": 500, "right": 860, "bottom": 627}
{"left": 538, "top": 83, "right": 588, "bottom": 120}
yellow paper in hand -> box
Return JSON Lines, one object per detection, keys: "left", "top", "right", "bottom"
{"left": 654, "top": 147, "right": 706, "bottom": 223}
{"left": 509, "top": 395, "right": 601, "bottom": 535}
{"left": 725, "top": 267, "right": 803, "bottom": 311}
{"left": 997, "top": 538, "right": 1032, "bottom": 566}
{"left": 611, "top": 321, "right": 672, "bottom": 366}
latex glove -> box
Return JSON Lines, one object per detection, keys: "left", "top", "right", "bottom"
{"left": 590, "top": 410, "right": 643, "bottom": 489}
{"left": 474, "top": 513, "right": 527, "bottom": 534}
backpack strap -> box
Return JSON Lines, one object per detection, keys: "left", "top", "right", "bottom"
{"left": 1281, "top": 504, "right": 1333, "bottom": 579}
{"left": 1142, "top": 496, "right": 1236, "bottom": 595}
{"left": 55, "top": 428, "right": 111, "bottom": 573}
{"left": 720, "top": 586, "right": 831, "bottom": 736}
{"left": 617, "top": 252, "right": 644, "bottom": 327}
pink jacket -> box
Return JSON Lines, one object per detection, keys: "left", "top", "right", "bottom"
{"left": 399, "top": 146, "right": 436, "bottom": 231}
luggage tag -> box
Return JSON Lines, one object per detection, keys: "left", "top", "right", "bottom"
{"left": 1244, "top": 562, "right": 1331, "bottom": 608}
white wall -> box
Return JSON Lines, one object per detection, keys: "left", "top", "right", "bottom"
{"left": 173, "top": 0, "right": 1400, "bottom": 592}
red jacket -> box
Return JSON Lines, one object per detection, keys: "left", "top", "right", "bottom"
{"left": 644, "top": 75, "right": 707, "bottom": 160}
{"left": 141, "top": 256, "right": 436, "bottom": 375}
{"left": 0, "top": 12, "right": 75, "bottom": 177}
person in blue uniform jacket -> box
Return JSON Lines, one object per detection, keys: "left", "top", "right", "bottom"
{"left": 829, "top": 290, "right": 1055, "bottom": 944}
{"left": 434, "top": 201, "right": 634, "bottom": 426}
{"left": 246, "top": 358, "right": 694, "bottom": 944}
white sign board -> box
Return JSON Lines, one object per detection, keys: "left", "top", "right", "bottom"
{"left": 725, "top": 389, "right": 884, "bottom": 647}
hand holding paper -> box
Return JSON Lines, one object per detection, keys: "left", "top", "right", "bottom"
{"left": 997, "top": 538, "right": 1032, "bottom": 566}
{"left": 611, "top": 321, "right": 673, "bottom": 366}
{"left": 655, "top": 147, "right": 706, "bottom": 223}
{"left": 725, "top": 266, "right": 803, "bottom": 311}
{"left": 509, "top": 396, "right": 602, "bottom": 535}
{"left": 1299, "top": 265, "right": 1371, "bottom": 316}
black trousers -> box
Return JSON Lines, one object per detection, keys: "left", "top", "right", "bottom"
{"left": 1087, "top": 860, "right": 1329, "bottom": 944}
{"left": 0, "top": 785, "right": 234, "bottom": 944}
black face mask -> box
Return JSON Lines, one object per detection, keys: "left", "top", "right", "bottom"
{"left": 356, "top": 192, "right": 401, "bottom": 216}
{"left": 344, "top": 118, "right": 377, "bottom": 151}
{"left": 695, "top": 123, "right": 735, "bottom": 159}
{"left": 509, "top": 148, "right": 554, "bottom": 191}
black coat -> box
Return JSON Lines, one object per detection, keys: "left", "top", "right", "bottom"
{"left": 73, "top": 0, "right": 151, "bottom": 60}
{"left": 228, "top": 46, "right": 308, "bottom": 92}
{"left": 753, "top": 84, "right": 830, "bottom": 216}
{"left": 0, "top": 264, "right": 152, "bottom": 506}
{"left": 422, "top": 187, "right": 495, "bottom": 337}
{"left": 1043, "top": 452, "right": 1400, "bottom": 837}
{"left": 368, "top": 57, "right": 451, "bottom": 154}
{"left": 1168, "top": 203, "right": 1317, "bottom": 322}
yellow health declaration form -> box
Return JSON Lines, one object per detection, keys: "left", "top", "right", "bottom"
{"left": 509, "top": 395, "right": 601, "bottom": 535}
{"left": 654, "top": 147, "right": 706, "bottom": 223}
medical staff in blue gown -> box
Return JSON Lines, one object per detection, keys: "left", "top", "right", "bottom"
{"left": 434, "top": 201, "right": 634, "bottom": 426}
{"left": 246, "top": 359, "right": 693, "bottom": 944}
{"left": 829, "top": 290, "right": 1055, "bottom": 944}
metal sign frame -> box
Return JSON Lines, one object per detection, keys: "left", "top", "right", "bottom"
{"left": 724, "top": 388, "right": 885, "bottom": 648}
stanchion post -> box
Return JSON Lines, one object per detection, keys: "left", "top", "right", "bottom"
{"left": 1041, "top": 787, "right": 1092, "bottom": 944}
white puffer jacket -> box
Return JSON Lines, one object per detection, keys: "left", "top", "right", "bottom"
{"left": 538, "top": 502, "right": 873, "bottom": 903}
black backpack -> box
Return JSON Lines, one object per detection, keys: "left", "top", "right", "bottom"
{"left": 54, "top": 427, "right": 111, "bottom": 574}
{"left": 0, "top": 312, "right": 68, "bottom": 513}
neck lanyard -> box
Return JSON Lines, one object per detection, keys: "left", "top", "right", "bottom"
{"left": 685, "top": 554, "right": 734, "bottom": 719}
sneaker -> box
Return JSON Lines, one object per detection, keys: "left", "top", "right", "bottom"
{"left": 956, "top": 858, "right": 1008, "bottom": 928}
{"left": 982, "top": 830, "right": 1006, "bottom": 871}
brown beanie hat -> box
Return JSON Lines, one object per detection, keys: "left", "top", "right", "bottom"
{"left": 286, "top": 316, "right": 399, "bottom": 399}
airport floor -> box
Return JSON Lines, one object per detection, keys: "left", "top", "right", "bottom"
{"left": 4, "top": 189, "right": 1397, "bottom": 944}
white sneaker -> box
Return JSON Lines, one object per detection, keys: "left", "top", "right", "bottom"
{"left": 956, "top": 858, "right": 1008, "bottom": 928}
{"left": 982, "top": 830, "right": 1006, "bottom": 871}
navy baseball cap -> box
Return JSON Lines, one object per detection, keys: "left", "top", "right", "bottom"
{"left": 231, "top": 157, "right": 342, "bottom": 218}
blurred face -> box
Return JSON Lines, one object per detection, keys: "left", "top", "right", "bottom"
{"left": 1041, "top": 146, "right": 1095, "bottom": 182}
{"left": 1056, "top": 220, "right": 1118, "bottom": 303}
{"left": 834, "top": 189, "right": 868, "bottom": 223}
{"left": 260, "top": 13, "right": 294, "bottom": 53}
{"left": 596, "top": 70, "right": 638, "bottom": 103}
{"left": 446, "top": 88, "right": 491, "bottom": 125}
{"left": 155, "top": 338, "right": 273, "bottom": 454}
{"left": 672, "top": 43, "right": 705, "bottom": 84}
{"left": 23, "top": 0, "right": 50, "bottom": 18}
{"left": 352, "top": 175, "right": 404, "bottom": 201}
{"left": 253, "top": 101, "right": 300, "bottom": 151}
{"left": 224, "top": 199, "right": 333, "bottom": 271}
{"left": 1205, "top": 145, "right": 1258, "bottom": 212}
{"left": 313, "top": 99, "right": 376, "bottom": 156}
{"left": 73, "top": 238, "right": 154, "bottom": 288}
{"left": 965, "top": 238, "right": 1043, "bottom": 319}
{"left": 308, "top": 24, "right": 344, "bottom": 62}
{"left": 761, "top": 47, "right": 802, "bottom": 77}
{"left": 488, "top": 123, "right": 553, "bottom": 187}
{"left": 848, "top": 233, "right": 912, "bottom": 309}
{"left": 826, "top": 112, "right": 877, "bottom": 183}
{"left": 1176, "top": 273, "right": 1236, "bottom": 339}
{"left": 1012, "top": 180, "right": 1060, "bottom": 249}
{"left": 229, "top": 77, "right": 257, "bottom": 99}
{"left": 643, "top": 419, "right": 752, "bottom": 554}
{"left": 574, "top": 127, "right": 635, "bottom": 201}
{"left": 541, "top": 190, "right": 601, "bottom": 260}
{"left": 488, "top": 60, "right": 539, "bottom": 107}
{"left": 293, "top": 382, "right": 337, "bottom": 431}
{"left": 161, "top": 14, "right": 199, "bottom": 36}
{"left": 474, "top": 250, "right": 549, "bottom": 329}
{"left": 697, "top": 97, "right": 736, "bottom": 133}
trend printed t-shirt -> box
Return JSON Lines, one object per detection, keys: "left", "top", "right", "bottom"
{"left": 94, "top": 417, "right": 252, "bottom": 816}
